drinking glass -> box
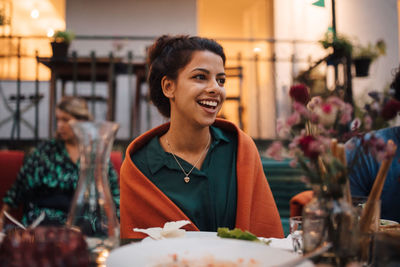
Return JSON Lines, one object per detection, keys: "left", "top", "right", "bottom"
{"left": 351, "top": 195, "right": 368, "bottom": 218}
{"left": 358, "top": 199, "right": 382, "bottom": 265}
{"left": 371, "top": 231, "right": 400, "bottom": 266}
{"left": 290, "top": 216, "right": 303, "bottom": 254}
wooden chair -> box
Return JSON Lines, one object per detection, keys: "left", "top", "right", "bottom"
{"left": 289, "top": 190, "right": 314, "bottom": 217}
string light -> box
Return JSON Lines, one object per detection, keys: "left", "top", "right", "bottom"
{"left": 47, "top": 28, "right": 54, "bottom": 37}
{"left": 30, "top": 9, "right": 40, "bottom": 19}
{"left": 253, "top": 47, "right": 262, "bottom": 53}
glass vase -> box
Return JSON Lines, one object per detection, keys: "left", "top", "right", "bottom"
{"left": 302, "top": 184, "right": 359, "bottom": 266}
{"left": 66, "top": 121, "right": 120, "bottom": 262}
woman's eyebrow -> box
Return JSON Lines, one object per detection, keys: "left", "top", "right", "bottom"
{"left": 191, "top": 68, "right": 226, "bottom": 76}
{"left": 191, "top": 68, "right": 209, "bottom": 74}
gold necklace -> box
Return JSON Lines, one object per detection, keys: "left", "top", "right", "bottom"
{"left": 165, "top": 135, "right": 211, "bottom": 183}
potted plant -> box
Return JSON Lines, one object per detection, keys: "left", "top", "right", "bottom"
{"left": 50, "top": 30, "right": 75, "bottom": 59}
{"left": 352, "top": 39, "right": 386, "bottom": 77}
{"left": 319, "top": 30, "right": 353, "bottom": 65}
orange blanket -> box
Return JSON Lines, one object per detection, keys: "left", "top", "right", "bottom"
{"left": 289, "top": 190, "right": 314, "bottom": 217}
{"left": 120, "top": 119, "right": 284, "bottom": 238}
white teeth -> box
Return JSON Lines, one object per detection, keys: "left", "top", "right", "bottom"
{"left": 199, "top": 100, "right": 218, "bottom": 107}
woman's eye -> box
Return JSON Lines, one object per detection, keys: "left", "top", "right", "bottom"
{"left": 217, "top": 78, "right": 226, "bottom": 85}
{"left": 193, "top": 74, "right": 206, "bottom": 80}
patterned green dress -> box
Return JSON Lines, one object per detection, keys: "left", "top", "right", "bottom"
{"left": 3, "top": 139, "right": 120, "bottom": 227}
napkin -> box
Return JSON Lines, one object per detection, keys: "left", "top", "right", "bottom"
{"left": 133, "top": 220, "right": 191, "bottom": 240}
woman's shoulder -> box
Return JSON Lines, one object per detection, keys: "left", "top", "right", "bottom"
{"left": 375, "top": 126, "right": 400, "bottom": 141}
{"left": 127, "top": 123, "right": 169, "bottom": 154}
{"left": 212, "top": 119, "right": 258, "bottom": 150}
{"left": 36, "top": 139, "right": 62, "bottom": 150}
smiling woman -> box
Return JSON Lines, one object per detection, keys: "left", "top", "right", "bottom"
{"left": 120, "top": 35, "right": 284, "bottom": 240}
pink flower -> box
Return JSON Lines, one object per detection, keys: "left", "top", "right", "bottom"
{"left": 339, "top": 103, "right": 353, "bottom": 124}
{"left": 321, "top": 103, "right": 333, "bottom": 114}
{"left": 277, "top": 119, "right": 291, "bottom": 138}
{"left": 265, "top": 141, "right": 284, "bottom": 161}
{"left": 363, "top": 115, "right": 373, "bottom": 131}
{"left": 289, "top": 84, "right": 310, "bottom": 105}
{"left": 326, "top": 96, "right": 345, "bottom": 108}
{"left": 289, "top": 158, "right": 298, "bottom": 168}
{"left": 314, "top": 103, "right": 338, "bottom": 127}
{"left": 299, "top": 135, "right": 321, "bottom": 160}
{"left": 286, "top": 112, "right": 301, "bottom": 127}
{"left": 362, "top": 135, "right": 387, "bottom": 162}
{"left": 308, "top": 96, "right": 322, "bottom": 109}
{"left": 310, "top": 113, "right": 319, "bottom": 124}
{"left": 293, "top": 102, "right": 310, "bottom": 118}
{"left": 350, "top": 118, "right": 361, "bottom": 131}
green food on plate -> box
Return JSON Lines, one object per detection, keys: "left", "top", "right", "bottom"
{"left": 217, "top": 228, "right": 271, "bottom": 245}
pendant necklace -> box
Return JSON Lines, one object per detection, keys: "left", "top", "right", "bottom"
{"left": 165, "top": 134, "right": 211, "bottom": 183}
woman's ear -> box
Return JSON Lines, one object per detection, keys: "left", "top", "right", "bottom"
{"left": 161, "top": 76, "right": 175, "bottom": 99}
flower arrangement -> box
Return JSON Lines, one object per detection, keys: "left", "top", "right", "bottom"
{"left": 266, "top": 83, "right": 395, "bottom": 193}
{"left": 361, "top": 90, "right": 400, "bottom": 130}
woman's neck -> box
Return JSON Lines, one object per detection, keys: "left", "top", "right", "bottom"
{"left": 165, "top": 120, "right": 211, "bottom": 154}
{"left": 64, "top": 139, "right": 79, "bottom": 163}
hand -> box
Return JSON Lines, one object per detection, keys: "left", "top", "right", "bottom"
{"left": 0, "top": 204, "right": 10, "bottom": 232}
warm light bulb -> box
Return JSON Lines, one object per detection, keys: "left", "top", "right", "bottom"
{"left": 253, "top": 47, "right": 262, "bottom": 53}
{"left": 31, "top": 9, "right": 40, "bottom": 19}
{"left": 47, "top": 28, "right": 54, "bottom": 38}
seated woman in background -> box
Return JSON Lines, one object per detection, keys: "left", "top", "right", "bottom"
{"left": 120, "top": 35, "right": 283, "bottom": 238}
{"left": 0, "top": 96, "right": 120, "bottom": 230}
{"left": 346, "top": 66, "right": 400, "bottom": 222}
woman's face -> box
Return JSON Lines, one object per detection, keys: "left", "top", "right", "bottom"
{"left": 164, "top": 50, "right": 226, "bottom": 128}
{"left": 55, "top": 108, "right": 76, "bottom": 142}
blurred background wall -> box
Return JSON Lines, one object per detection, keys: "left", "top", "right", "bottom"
{"left": 0, "top": 0, "right": 399, "bottom": 141}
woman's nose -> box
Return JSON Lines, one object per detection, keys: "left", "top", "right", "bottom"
{"left": 57, "top": 121, "right": 65, "bottom": 128}
{"left": 207, "top": 80, "right": 222, "bottom": 94}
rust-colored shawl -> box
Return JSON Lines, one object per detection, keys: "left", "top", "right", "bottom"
{"left": 120, "top": 119, "right": 284, "bottom": 238}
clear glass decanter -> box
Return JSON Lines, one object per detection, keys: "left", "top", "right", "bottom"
{"left": 66, "top": 121, "right": 120, "bottom": 261}
{"left": 302, "top": 184, "right": 359, "bottom": 266}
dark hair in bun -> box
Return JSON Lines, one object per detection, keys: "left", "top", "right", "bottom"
{"left": 147, "top": 35, "right": 226, "bottom": 118}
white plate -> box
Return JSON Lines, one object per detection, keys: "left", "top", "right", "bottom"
{"left": 141, "top": 231, "right": 218, "bottom": 242}
{"left": 107, "top": 237, "right": 313, "bottom": 267}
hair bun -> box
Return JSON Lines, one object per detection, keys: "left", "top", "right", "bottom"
{"left": 147, "top": 35, "right": 189, "bottom": 66}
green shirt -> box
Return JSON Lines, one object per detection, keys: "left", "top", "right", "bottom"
{"left": 3, "top": 139, "right": 120, "bottom": 227}
{"left": 131, "top": 126, "right": 237, "bottom": 231}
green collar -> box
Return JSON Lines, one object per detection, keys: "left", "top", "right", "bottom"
{"left": 146, "top": 126, "right": 230, "bottom": 175}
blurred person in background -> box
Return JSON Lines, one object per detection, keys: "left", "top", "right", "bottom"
{"left": 0, "top": 96, "right": 120, "bottom": 230}
{"left": 347, "top": 65, "right": 400, "bottom": 222}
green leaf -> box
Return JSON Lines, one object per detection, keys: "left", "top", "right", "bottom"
{"left": 217, "top": 228, "right": 259, "bottom": 241}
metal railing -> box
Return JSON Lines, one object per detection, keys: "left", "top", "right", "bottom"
{"left": 0, "top": 34, "right": 325, "bottom": 142}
